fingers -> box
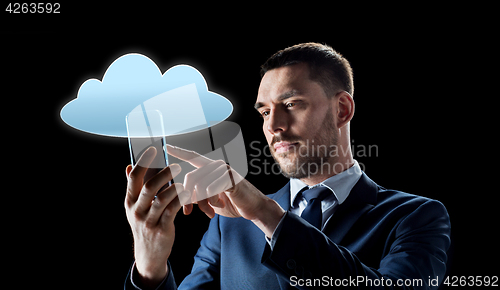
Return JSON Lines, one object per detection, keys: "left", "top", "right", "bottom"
{"left": 147, "top": 183, "right": 189, "bottom": 226}
{"left": 206, "top": 165, "right": 237, "bottom": 197}
{"left": 184, "top": 160, "right": 227, "bottom": 201}
{"left": 136, "top": 163, "right": 182, "bottom": 214}
{"left": 198, "top": 199, "right": 216, "bottom": 219}
{"left": 162, "top": 146, "right": 246, "bottom": 219}
{"left": 196, "top": 163, "right": 242, "bottom": 202}
{"left": 207, "top": 193, "right": 223, "bottom": 208}
{"left": 183, "top": 161, "right": 239, "bottom": 219}
{"left": 126, "top": 147, "right": 157, "bottom": 205}
{"left": 198, "top": 164, "right": 234, "bottom": 201}
{"left": 126, "top": 164, "right": 133, "bottom": 177}
{"left": 165, "top": 144, "right": 213, "bottom": 168}
{"left": 160, "top": 190, "right": 191, "bottom": 225}
{"left": 183, "top": 204, "right": 193, "bottom": 215}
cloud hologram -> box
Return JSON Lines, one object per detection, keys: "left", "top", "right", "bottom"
{"left": 60, "top": 53, "right": 233, "bottom": 137}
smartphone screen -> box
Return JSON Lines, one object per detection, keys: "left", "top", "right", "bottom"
{"left": 126, "top": 109, "right": 173, "bottom": 188}
{"left": 129, "top": 137, "right": 172, "bottom": 186}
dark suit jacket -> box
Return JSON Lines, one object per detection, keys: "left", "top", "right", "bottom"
{"left": 125, "top": 173, "right": 451, "bottom": 289}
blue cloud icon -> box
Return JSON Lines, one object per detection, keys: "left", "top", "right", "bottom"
{"left": 60, "top": 53, "right": 233, "bottom": 137}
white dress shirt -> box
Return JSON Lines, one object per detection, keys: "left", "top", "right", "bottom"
{"left": 267, "top": 160, "right": 362, "bottom": 248}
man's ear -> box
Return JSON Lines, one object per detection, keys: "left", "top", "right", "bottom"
{"left": 335, "top": 91, "right": 354, "bottom": 129}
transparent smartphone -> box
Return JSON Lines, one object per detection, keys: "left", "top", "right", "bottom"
{"left": 126, "top": 109, "right": 173, "bottom": 188}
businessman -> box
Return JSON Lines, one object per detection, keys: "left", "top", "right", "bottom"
{"left": 124, "top": 43, "right": 451, "bottom": 289}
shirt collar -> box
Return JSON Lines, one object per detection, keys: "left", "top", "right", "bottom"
{"left": 289, "top": 159, "right": 363, "bottom": 206}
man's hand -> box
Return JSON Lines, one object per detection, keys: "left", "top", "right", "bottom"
{"left": 167, "top": 145, "right": 285, "bottom": 238}
{"left": 124, "top": 147, "right": 189, "bottom": 289}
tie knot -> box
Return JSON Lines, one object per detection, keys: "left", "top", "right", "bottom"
{"left": 301, "top": 186, "right": 332, "bottom": 203}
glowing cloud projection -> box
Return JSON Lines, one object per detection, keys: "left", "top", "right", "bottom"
{"left": 60, "top": 53, "right": 233, "bottom": 137}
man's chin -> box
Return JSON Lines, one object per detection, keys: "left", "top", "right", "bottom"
{"left": 274, "top": 154, "right": 297, "bottom": 167}
{"left": 275, "top": 157, "right": 302, "bottom": 178}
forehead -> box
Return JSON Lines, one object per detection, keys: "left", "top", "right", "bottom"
{"left": 257, "top": 63, "right": 312, "bottom": 102}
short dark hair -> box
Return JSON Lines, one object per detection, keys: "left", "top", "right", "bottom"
{"left": 260, "top": 42, "right": 354, "bottom": 97}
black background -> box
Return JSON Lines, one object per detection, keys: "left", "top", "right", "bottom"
{"left": 2, "top": 3, "right": 496, "bottom": 289}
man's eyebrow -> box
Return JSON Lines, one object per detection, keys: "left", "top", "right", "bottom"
{"left": 254, "top": 90, "right": 300, "bottom": 111}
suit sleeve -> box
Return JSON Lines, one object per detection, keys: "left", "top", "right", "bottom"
{"left": 261, "top": 199, "right": 451, "bottom": 289}
{"left": 176, "top": 214, "right": 222, "bottom": 289}
{"left": 124, "top": 260, "right": 177, "bottom": 290}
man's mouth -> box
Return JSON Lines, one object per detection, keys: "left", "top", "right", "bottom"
{"left": 273, "top": 142, "right": 299, "bottom": 154}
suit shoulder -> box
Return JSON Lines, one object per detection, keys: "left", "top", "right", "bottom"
{"left": 374, "top": 186, "right": 449, "bottom": 219}
{"left": 377, "top": 186, "right": 440, "bottom": 206}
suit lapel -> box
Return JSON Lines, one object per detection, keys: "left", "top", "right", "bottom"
{"left": 273, "top": 182, "right": 291, "bottom": 211}
{"left": 269, "top": 183, "right": 293, "bottom": 290}
{"left": 323, "top": 173, "right": 378, "bottom": 244}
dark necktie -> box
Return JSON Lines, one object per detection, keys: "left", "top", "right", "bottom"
{"left": 300, "top": 186, "right": 332, "bottom": 230}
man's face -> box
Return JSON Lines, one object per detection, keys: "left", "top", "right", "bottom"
{"left": 255, "top": 63, "right": 340, "bottom": 179}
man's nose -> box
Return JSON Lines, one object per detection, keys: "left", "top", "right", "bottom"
{"left": 267, "top": 109, "right": 288, "bottom": 135}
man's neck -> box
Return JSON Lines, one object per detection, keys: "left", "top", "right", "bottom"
{"left": 300, "top": 156, "right": 354, "bottom": 186}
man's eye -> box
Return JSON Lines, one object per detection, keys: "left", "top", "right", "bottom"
{"left": 286, "top": 102, "right": 296, "bottom": 108}
{"left": 260, "top": 111, "right": 269, "bottom": 117}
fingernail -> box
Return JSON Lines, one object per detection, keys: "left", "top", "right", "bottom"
{"left": 170, "top": 163, "right": 181, "bottom": 175}
{"left": 144, "top": 146, "right": 157, "bottom": 156}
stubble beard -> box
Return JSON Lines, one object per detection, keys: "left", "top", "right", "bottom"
{"left": 270, "top": 109, "right": 339, "bottom": 180}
